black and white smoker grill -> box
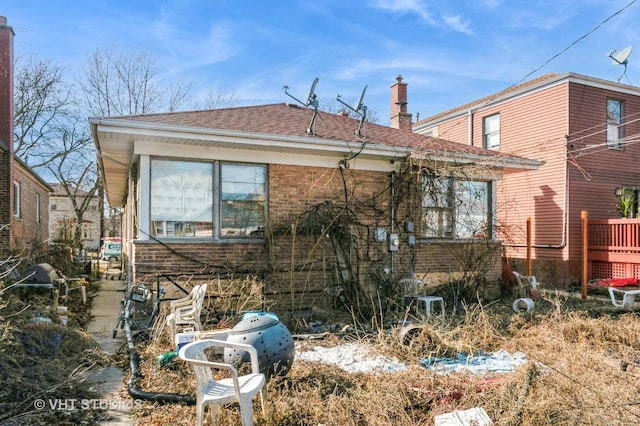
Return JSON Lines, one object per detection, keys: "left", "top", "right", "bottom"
{"left": 16, "top": 263, "right": 63, "bottom": 300}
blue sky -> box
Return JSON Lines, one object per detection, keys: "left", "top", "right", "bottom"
{"left": 4, "top": 0, "right": 640, "bottom": 125}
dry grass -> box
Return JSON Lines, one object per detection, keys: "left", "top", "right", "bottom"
{"left": 125, "top": 289, "right": 640, "bottom": 426}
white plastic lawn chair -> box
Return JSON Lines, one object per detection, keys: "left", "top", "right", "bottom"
{"left": 512, "top": 271, "right": 539, "bottom": 299}
{"left": 399, "top": 278, "right": 445, "bottom": 317}
{"left": 166, "top": 284, "right": 200, "bottom": 337}
{"left": 178, "top": 339, "right": 265, "bottom": 426}
{"left": 608, "top": 287, "right": 640, "bottom": 309}
{"left": 166, "top": 284, "right": 207, "bottom": 339}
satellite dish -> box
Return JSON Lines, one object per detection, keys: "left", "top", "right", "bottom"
{"left": 306, "top": 77, "right": 319, "bottom": 107}
{"left": 282, "top": 77, "right": 320, "bottom": 135}
{"left": 608, "top": 45, "right": 633, "bottom": 83}
{"left": 610, "top": 45, "right": 633, "bottom": 65}
{"left": 355, "top": 85, "right": 367, "bottom": 112}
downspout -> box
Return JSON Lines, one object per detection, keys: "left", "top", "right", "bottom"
{"left": 503, "top": 135, "right": 568, "bottom": 250}
{"left": 468, "top": 109, "right": 473, "bottom": 145}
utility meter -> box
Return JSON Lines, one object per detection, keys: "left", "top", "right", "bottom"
{"left": 388, "top": 233, "right": 400, "bottom": 251}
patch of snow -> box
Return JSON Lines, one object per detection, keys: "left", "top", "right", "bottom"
{"left": 295, "top": 342, "right": 407, "bottom": 373}
{"left": 422, "top": 349, "right": 528, "bottom": 375}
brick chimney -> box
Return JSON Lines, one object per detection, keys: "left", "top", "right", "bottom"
{"left": 390, "top": 75, "right": 412, "bottom": 130}
{"left": 0, "top": 16, "right": 14, "bottom": 254}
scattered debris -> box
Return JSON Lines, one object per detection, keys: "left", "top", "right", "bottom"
{"left": 435, "top": 407, "right": 493, "bottom": 426}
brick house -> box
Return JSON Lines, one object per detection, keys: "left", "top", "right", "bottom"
{"left": 413, "top": 73, "right": 640, "bottom": 286}
{"left": 49, "top": 184, "right": 101, "bottom": 250}
{"left": 0, "top": 17, "right": 52, "bottom": 258}
{"left": 90, "top": 80, "right": 540, "bottom": 316}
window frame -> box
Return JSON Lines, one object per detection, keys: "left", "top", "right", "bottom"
{"left": 13, "top": 181, "right": 20, "bottom": 218}
{"left": 421, "top": 175, "right": 492, "bottom": 240}
{"left": 36, "top": 193, "right": 41, "bottom": 224}
{"left": 149, "top": 158, "right": 268, "bottom": 240}
{"left": 607, "top": 98, "right": 624, "bottom": 150}
{"left": 483, "top": 113, "right": 500, "bottom": 150}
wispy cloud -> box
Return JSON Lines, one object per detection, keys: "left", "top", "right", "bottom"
{"left": 372, "top": 0, "right": 473, "bottom": 34}
{"left": 444, "top": 15, "right": 473, "bottom": 35}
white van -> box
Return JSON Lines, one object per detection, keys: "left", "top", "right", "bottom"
{"left": 100, "top": 239, "right": 122, "bottom": 261}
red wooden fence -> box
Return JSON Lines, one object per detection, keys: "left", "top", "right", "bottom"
{"left": 587, "top": 218, "right": 640, "bottom": 280}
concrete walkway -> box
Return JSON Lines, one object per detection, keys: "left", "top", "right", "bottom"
{"left": 86, "top": 278, "right": 133, "bottom": 425}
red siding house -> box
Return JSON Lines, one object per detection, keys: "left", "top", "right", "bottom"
{"left": 414, "top": 73, "right": 640, "bottom": 285}
{"left": 91, "top": 81, "right": 540, "bottom": 316}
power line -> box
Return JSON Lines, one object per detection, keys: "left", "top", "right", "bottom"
{"left": 434, "top": 0, "right": 638, "bottom": 142}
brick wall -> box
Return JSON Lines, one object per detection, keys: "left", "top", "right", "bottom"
{"left": 0, "top": 17, "right": 13, "bottom": 256}
{"left": 11, "top": 161, "right": 50, "bottom": 254}
{"left": 131, "top": 162, "right": 503, "bottom": 315}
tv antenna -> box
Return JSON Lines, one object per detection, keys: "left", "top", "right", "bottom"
{"left": 337, "top": 85, "right": 368, "bottom": 138}
{"left": 283, "top": 77, "right": 320, "bottom": 135}
{"left": 608, "top": 45, "right": 632, "bottom": 82}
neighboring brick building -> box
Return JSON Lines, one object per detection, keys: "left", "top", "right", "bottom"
{"left": 0, "top": 16, "right": 52, "bottom": 258}
{"left": 91, "top": 81, "right": 540, "bottom": 316}
{"left": 49, "top": 184, "right": 101, "bottom": 251}
{"left": 11, "top": 156, "right": 52, "bottom": 253}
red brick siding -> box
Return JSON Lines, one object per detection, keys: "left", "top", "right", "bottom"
{"left": 11, "top": 162, "right": 50, "bottom": 253}
{"left": 131, "top": 162, "right": 503, "bottom": 313}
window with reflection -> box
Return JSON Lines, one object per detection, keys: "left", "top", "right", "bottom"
{"left": 422, "top": 175, "right": 491, "bottom": 240}
{"left": 220, "top": 163, "right": 266, "bottom": 237}
{"left": 150, "top": 159, "right": 266, "bottom": 239}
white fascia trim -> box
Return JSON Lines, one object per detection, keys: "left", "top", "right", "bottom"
{"left": 134, "top": 140, "right": 403, "bottom": 172}
{"left": 93, "top": 118, "right": 404, "bottom": 156}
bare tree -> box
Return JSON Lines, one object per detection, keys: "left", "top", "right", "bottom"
{"left": 200, "top": 88, "right": 239, "bottom": 110}
{"left": 46, "top": 118, "right": 99, "bottom": 250}
{"left": 78, "top": 46, "right": 192, "bottom": 116}
{"left": 13, "top": 55, "right": 73, "bottom": 168}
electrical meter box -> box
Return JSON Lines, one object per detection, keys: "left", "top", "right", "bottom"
{"left": 388, "top": 233, "right": 399, "bottom": 251}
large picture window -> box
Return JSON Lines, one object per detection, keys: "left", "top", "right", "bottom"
{"left": 150, "top": 159, "right": 266, "bottom": 239}
{"left": 422, "top": 176, "right": 491, "bottom": 239}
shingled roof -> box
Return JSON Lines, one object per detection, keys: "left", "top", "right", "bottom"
{"left": 115, "top": 102, "right": 516, "bottom": 158}
{"left": 92, "top": 103, "right": 542, "bottom": 207}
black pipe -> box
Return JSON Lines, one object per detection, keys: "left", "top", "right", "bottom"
{"left": 123, "top": 292, "right": 195, "bottom": 405}
{"left": 127, "top": 350, "right": 195, "bottom": 405}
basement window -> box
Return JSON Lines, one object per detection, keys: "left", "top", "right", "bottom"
{"left": 422, "top": 176, "right": 491, "bottom": 240}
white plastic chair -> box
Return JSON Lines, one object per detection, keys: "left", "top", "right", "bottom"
{"left": 399, "top": 278, "right": 445, "bottom": 317}
{"left": 166, "top": 284, "right": 207, "bottom": 339}
{"left": 608, "top": 287, "right": 640, "bottom": 309}
{"left": 178, "top": 339, "right": 265, "bottom": 426}
{"left": 512, "top": 271, "right": 539, "bottom": 299}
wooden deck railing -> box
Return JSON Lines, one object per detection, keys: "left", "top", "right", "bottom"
{"left": 587, "top": 218, "right": 640, "bottom": 279}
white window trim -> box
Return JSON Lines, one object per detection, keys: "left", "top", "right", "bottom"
{"left": 607, "top": 98, "right": 624, "bottom": 150}
{"left": 483, "top": 114, "right": 500, "bottom": 150}
{"left": 13, "top": 181, "right": 20, "bottom": 218}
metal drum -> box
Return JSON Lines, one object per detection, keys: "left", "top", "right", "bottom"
{"left": 224, "top": 315, "right": 294, "bottom": 378}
